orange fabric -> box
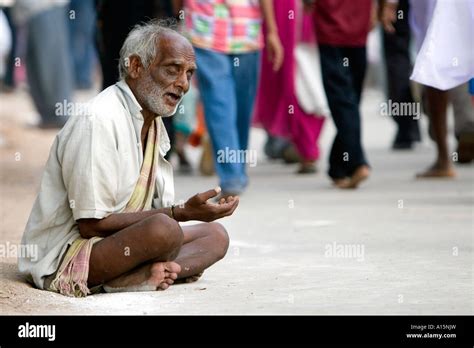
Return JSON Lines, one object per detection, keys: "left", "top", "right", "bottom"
{"left": 189, "top": 101, "right": 206, "bottom": 147}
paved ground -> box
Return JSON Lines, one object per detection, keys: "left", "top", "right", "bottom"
{"left": 0, "top": 87, "right": 472, "bottom": 314}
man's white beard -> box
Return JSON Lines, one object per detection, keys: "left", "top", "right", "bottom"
{"left": 136, "top": 74, "right": 182, "bottom": 117}
{"left": 162, "top": 101, "right": 181, "bottom": 117}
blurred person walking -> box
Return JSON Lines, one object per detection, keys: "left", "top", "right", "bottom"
{"left": 380, "top": 0, "right": 421, "bottom": 150}
{"left": 13, "top": 0, "right": 73, "bottom": 129}
{"left": 182, "top": 0, "right": 283, "bottom": 197}
{"left": 68, "top": 0, "right": 97, "bottom": 90}
{"left": 254, "top": 0, "right": 326, "bottom": 174}
{"left": 382, "top": 0, "right": 474, "bottom": 176}
{"left": 309, "top": 0, "right": 373, "bottom": 188}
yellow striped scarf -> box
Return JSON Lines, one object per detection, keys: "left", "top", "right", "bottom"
{"left": 124, "top": 118, "right": 159, "bottom": 212}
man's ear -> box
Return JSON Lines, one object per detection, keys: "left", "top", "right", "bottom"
{"left": 127, "top": 55, "right": 144, "bottom": 79}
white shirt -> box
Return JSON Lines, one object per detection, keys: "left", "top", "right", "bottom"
{"left": 19, "top": 80, "right": 175, "bottom": 289}
{"left": 410, "top": 0, "right": 474, "bottom": 90}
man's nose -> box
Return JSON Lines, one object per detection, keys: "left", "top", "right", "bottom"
{"left": 174, "top": 72, "right": 189, "bottom": 93}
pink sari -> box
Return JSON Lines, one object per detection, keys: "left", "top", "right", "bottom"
{"left": 253, "top": 0, "right": 325, "bottom": 161}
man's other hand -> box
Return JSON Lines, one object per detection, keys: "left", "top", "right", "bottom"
{"left": 175, "top": 187, "right": 240, "bottom": 222}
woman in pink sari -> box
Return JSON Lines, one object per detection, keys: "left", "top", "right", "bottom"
{"left": 254, "top": 0, "right": 325, "bottom": 173}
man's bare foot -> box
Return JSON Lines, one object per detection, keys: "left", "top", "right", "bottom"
{"left": 332, "top": 165, "right": 370, "bottom": 189}
{"left": 346, "top": 165, "right": 370, "bottom": 188}
{"left": 416, "top": 163, "right": 456, "bottom": 178}
{"left": 175, "top": 272, "right": 204, "bottom": 284}
{"left": 103, "top": 261, "right": 181, "bottom": 293}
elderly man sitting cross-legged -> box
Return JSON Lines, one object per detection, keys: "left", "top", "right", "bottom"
{"left": 19, "top": 21, "right": 239, "bottom": 297}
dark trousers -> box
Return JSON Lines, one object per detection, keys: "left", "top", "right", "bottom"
{"left": 383, "top": 0, "right": 420, "bottom": 143}
{"left": 319, "top": 45, "right": 369, "bottom": 179}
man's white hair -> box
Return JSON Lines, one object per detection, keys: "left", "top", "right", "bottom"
{"left": 118, "top": 19, "right": 177, "bottom": 80}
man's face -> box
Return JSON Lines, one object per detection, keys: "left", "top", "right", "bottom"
{"left": 135, "top": 33, "right": 196, "bottom": 117}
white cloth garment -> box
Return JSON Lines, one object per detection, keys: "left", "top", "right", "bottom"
{"left": 19, "top": 80, "right": 175, "bottom": 289}
{"left": 295, "top": 43, "right": 331, "bottom": 117}
{"left": 409, "top": 0, "right": 437, "bottom": 52}
{"left": 0, "top": 10, "right": 12, "bottom": 78}
{"left": 410, "top": 0, "right": 474, "bottom": 90}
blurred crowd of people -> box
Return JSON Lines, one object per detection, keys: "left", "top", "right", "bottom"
{"left": 1, "top": 0, "right": 473, "bottom": 196}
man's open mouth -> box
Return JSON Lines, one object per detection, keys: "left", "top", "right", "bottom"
{"left": 164, "top": 92, "right": 181, "bottom": 105}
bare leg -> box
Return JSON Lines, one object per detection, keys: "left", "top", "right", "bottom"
{"left": 87, "top": 213, "right": 183, "bottom": 290}
{"left": 174, "top": 222, "right": 229, "bottom": 280}
{"left": 87, "top": 214, "right": 229, "bottom": 291}
{"left": 417, "top": 87, "right": 455, "bottom": 177}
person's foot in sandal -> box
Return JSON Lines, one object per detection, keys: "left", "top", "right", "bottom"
{"left": 345, "top": 165, "right": 370, "bottom": 189}
{"left": 282, "top": 144, "right": 301, "bottom": 164}
{"left": 297, "top": 161, "right": 317, "bottom": 174}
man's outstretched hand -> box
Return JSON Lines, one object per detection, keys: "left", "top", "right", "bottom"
{"left": 174, "top": 187, "right": 239, "bottom": 222}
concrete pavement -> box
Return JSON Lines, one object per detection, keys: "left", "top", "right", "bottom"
{"left": 0, "top": 88, "right": 472, "bottom": 314}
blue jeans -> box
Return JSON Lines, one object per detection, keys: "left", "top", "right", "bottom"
{"left": 69, "top": 0, "right": 97, "bottom": 89}
{"left": 195, "top": 47, "right": 260, "bottom": 193}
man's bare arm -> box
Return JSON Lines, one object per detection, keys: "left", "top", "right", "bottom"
{"left": 77, "top": 187, "right": 239, "bottom": 238}
{"left": 77, "top": 208, "right": 173, "bottom": 239}
{"left": 259, "top": 0, "right": 284, "bottom": 71}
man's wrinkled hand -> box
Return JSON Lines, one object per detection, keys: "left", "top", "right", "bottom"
{"left": 176, "top": 187, "right": 239, "bottom": 222}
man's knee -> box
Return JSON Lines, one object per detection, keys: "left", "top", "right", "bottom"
{"left": 146, "top": 213, "right": 183, "bottom": 259}
{"left": 208, "top": 222, "right": 229, "bottom": 259}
